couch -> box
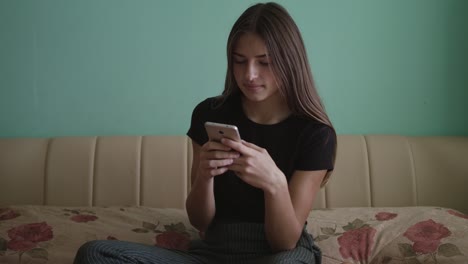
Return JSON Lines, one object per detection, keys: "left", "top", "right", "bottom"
{"left": 1, "top": 135, "right": 467, "bottom": 264}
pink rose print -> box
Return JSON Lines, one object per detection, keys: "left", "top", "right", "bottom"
{"left": 412, "top": 240, "right": 441, "bottom": 254}
{"left": 7, "top": 240, "right": 37, "bottom": 252}
{"left": 338, "top": 226, "right": 376, "bottom": 261}
{"left": 71, "top": 214, "right": 98, "bottom": 223}
{"left": 447, "top": 209, "right": 468, "bottom": 220}
{"left": 0, "top": 208, "right": 20, "bottom": 221}
{"left": 403, "top": 219, "right": 451, "bottom": 254}
{"left": 155, "top": 231, "right": 190, "bottom": 250}
{"left": 7, "top": 222, "right": 53, "bottom": 251}
{"left": 375, "top": 212, "right": 397, "bottom": 221}
{"left": 404, "top": 219, "right": 451, "bottom": 242}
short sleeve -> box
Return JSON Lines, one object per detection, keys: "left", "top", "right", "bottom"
{"left": 295, "top": 125, "right": 336, "bottom": 171}
{"left": 186, "top": 99, "right": 210, "bottom": 146}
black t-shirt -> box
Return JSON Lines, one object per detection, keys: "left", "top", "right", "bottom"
{"left": 187, "top": 94, "right": 336, "bottom": 223}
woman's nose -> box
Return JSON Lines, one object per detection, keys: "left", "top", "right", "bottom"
{"left": 245, "top": 63, "right": 258, "bottom": 81}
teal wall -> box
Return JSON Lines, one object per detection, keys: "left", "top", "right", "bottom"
{"left": 1, "top": 0, "right": 467, "bottom": 137}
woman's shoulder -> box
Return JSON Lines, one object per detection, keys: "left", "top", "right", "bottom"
{"left": 193, "top": 96, "right": 217, "bottom": 109}
{"left": 292, "top": 115, "right": 333, "bottom": 131}
{"left": 291, "top": 116, "right": 336, "bottom": 144}
{"left": 193, "top": 94, "right": 239, "bottom": 114}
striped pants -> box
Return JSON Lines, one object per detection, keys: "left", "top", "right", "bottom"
{"left": 74, "top": 222, "right": 321, "bottom": 264}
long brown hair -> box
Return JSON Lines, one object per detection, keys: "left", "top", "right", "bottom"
{"left": 222, "top": 2, "right": 337, "bottom": 186}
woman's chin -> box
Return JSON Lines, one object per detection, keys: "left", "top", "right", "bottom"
{"left": 242, "top": 93, "right": 268, "bottom": 103}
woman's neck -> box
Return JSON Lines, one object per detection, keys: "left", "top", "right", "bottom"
{"left": 241, "top": 94, "right": 291, "bottom": 125}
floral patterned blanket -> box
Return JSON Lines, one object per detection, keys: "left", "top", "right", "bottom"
{"left": 1, "top": 206, "right": 467, "bottom": 264}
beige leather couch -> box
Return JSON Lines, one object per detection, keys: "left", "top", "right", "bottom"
{"left": 1, "top": 135, "right": 467, "bottom": 263}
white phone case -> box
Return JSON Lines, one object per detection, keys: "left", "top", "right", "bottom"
{"left": 204, "top": 122, "right": 241, "bottom": 142}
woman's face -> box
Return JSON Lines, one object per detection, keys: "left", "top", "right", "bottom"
{"left": 232, "top": 32, "right": 280, "bottom": 103}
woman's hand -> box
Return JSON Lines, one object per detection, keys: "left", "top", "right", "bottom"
{"left": 221, "top": 138, "right": 286, "bottom": 193}
{"left": 197, "top": 140, "right": 240, "bottom": 181}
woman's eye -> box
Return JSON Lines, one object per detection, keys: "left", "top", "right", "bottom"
{"left": 233, "top": 59, "right": 246, "bottom": 64}
{"left": 259, "top": 61, "right": 270, "bottom": 66}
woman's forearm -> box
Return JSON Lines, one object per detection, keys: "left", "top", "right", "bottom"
{"left": 185, "top": 175, "right": 216, "bottom": 232}
{"left": 263, "top": 177, "right": 303, "bottom": 252}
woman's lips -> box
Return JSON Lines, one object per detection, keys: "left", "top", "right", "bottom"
{"left": 244, "top": 84, "right": 263, "bottom": 90}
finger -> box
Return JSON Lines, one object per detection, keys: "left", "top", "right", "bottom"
{"left": 210, "top": 150, "right": 240, "bottom": 160}
{"left": 206, "top": 158, "right": 235, "bottom": 169}
{"left": 203, "top": 141, "right": 232, "bottom": 152}
{"left": 226, "top": 163, "right": 244, "bottom": 174}
{"left": 241, "top": 140, "right": 263, "bottom": 151}
{"left": 221, "top": 138, "right": 254, "bottom": 156}
{"left": 216, "top": 158, "right": 235, "bottom": 168}
{"left": 209, "top": 167, "right": 229, "bottom": 176}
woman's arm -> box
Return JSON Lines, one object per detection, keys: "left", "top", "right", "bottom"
{"left": 185, "top": 141, "right": 240, "bottom": 232}
{"left": 222, "top": 138, "right": 326, "bottom": 251}
{"left": 185, "top": 142, "right": 216, "bottom": 232}
{"left": 264, "top": 169, "right": 325, "bottom": 251}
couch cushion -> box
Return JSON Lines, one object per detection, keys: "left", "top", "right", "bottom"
{"left": 1, "top": 206, "right": 467, "bottom": 264}
{"left": 308, "top": 207, "right": 468, "bottom": 264}
{"left": 0, "top": 206, "right": 199, "bottom": 263}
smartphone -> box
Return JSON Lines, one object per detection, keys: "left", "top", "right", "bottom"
{"left": 204, "top": 121, "right": 241, "bottom": 142}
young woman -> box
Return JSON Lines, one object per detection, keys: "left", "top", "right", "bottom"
{"left": 74, "top": 2, "right": 336, "bottom": 264}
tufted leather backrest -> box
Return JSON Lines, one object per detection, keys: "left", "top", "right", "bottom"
{"left": 1, "top": 135, "right": 467, "bottom": 213}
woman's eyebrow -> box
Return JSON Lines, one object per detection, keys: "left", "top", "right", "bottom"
{"left": 233, "top": 52, "right": 268, "bottom": 58}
